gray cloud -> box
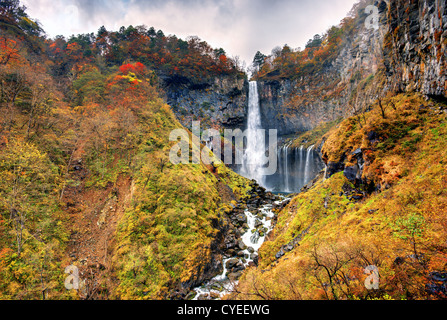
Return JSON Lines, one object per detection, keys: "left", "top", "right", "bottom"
{"left": 23, "top": 0, "right": 357, "bottom": 64}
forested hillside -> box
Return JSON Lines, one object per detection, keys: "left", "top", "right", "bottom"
{"left": 1, "top": 0, "right": 446, "bottom": 301}
{"left": 0, "top": 0, "right": 251, "bottom": 299}
{"left": 232, "top": 0, "right": 447, "bottom": 300}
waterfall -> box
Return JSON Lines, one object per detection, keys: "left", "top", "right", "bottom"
{"left": 304, "top": 145, "right": 315, "bottom": 185}
{"left": 241, "top": 81, "right": 265, "bottom": 187}
{"left": 298, "top": 145, "right": 304, "bottom": 188}
{"left": 284, "top": 145, "right": 289, "bottom": 192}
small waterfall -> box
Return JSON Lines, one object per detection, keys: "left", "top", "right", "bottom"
{"left": 241, "top": 81, "right": 265, "bottom": 187}
{"left": 298, "top": 145, "right": 305, "bottom": 188}
{"left": 264, "top": 143, "right": 323, "bottom": 193}
{"left": 304, "top": 145, "right": 315, "bottom": 185}
{"left": 284, "top": 144, "right": 289, "bottom": 193}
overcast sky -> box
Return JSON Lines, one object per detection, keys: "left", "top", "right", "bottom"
{"left": 22, "top": 0, "right": 357, "bottom": 65}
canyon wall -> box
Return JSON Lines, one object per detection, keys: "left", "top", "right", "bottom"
{"left": 161, "top": 74, "right": 248, "bottom": 131}
{"left": 257, "top": 0, "right": 446, "bottom": 136}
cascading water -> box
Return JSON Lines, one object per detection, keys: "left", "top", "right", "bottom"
{"left": 304, "top": 145, "right": 315, "bottom": 185}
{"left": 282, "top": 142, "right": 293, "bottom": 193}
{"left": 193, "top": 198, "right": 289, "bottom": 300}
{"left": 265, "top": 143, "right": 323, "bottom": 193}
{"left": 237, "top": 80, "right": 324, "bottom": 194}
{"left": 240, "top": 81, "right": 265, "bottom": 187}
{"left": 191, "top": 84, "right": 326, "bottom": 300}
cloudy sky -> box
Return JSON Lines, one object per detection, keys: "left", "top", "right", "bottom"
{"left": 22, "top": 0, "right": 357, "bottom": 65}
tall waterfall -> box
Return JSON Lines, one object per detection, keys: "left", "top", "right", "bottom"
{"left": 237, "top": 81, "right": 324, "bottom": 193}
{"left": 240, "top": 81, "right": 266, "bottom": 186}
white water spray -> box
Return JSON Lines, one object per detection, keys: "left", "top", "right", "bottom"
{"left": 241, "top": 81, "right": 265, "bottom": 187}
{"left": 304, "top": 145, "right": 315, "bottom": 185}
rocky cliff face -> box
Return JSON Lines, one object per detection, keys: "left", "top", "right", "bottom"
{"left": 383, "top": 0, "right": 447, "bottom": 97}
{"left": 161, "top": 74, "right": 248, "bottom": 131}
{"left": 257, "top": 0, "right": 446, "bottom": 136}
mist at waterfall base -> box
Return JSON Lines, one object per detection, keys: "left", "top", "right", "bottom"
{"left": 238, "top": 81, "right": 325, "bottom": 194}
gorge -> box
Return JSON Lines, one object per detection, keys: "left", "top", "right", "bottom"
{"left": 0, "top": 0, "right": 446, "bottom": 302}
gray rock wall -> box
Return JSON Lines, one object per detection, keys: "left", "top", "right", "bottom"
{"left": 163, "top": 75, "right": 249, "bottom": 131}
{"left": 256, "top": 0, "right": 446, "bottom": 135}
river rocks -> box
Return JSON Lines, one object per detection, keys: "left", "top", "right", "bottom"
{"left": 273, "top": 198, "right": 290, "bottom": 212}
{"left": 238, "top": 240, "right": 247, "bottom": 250}
{"left": 225, "top": 236, "right": 238, "bottom": 250}
{"left": 197, "top": 293, "right": 211, "bottom": 300}
{"left": 227, "top": 271, "right": 243, "bottom": 281}
{"left": 190, "top": 181, "right": 284, "bottom": 300}
{"left": 225, "top": 258, "right": 239, "bottom": 270}
{"left": 236, "top": 213, "right": 247, "bottom": 224}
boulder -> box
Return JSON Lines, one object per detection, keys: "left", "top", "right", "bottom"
{"left": 275, "top": 249, "right": 285, "bottom": 260}
{"left": 367, "top": 131, "right": 379, "bottom": 142}
{"left": 250, "top": 253, "right": 259, "bottom": 264}
{"left": 344, "top": 165, "right": 359, "bottom": 182}
{"left": 327, "top": 161, "right": 344, "bottom": 177}
{"left": 238, "top": 240, "right": 247, "bottom": 250}
{"left": 225, "top": 258, "right": 240, "bottom": 270}
{"left": 227, "top": 271, "right": 243, "bottom": 281}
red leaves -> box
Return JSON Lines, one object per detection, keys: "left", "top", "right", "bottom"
{"left": 119, "top": 62, "right": 146, "bottom": 75}
{"left": 218, "top": 54, "right": 227, "bottom": 64}
{"left": 0, "top": 37, "right": 21, "bottom": 65}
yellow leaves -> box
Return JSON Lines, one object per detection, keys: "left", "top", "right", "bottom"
{"left": 157, "top": 194, "right": 165, "bottom": 203}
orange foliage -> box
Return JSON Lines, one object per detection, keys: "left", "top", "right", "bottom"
{"left": 0, "top": 37, "right": 22, "bottom": 66}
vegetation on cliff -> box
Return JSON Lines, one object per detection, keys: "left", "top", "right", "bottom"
{"left": 1, "top": 0, "right": 446, "bottom": 301}
{"left": 0, "top": 0, "right": 251, "bottom": 299}
{"left": 231, "top": 92, "right": 447, "bottom": 300}
{"left": 230, "top": 0, "right": 447, "bottom": 301}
